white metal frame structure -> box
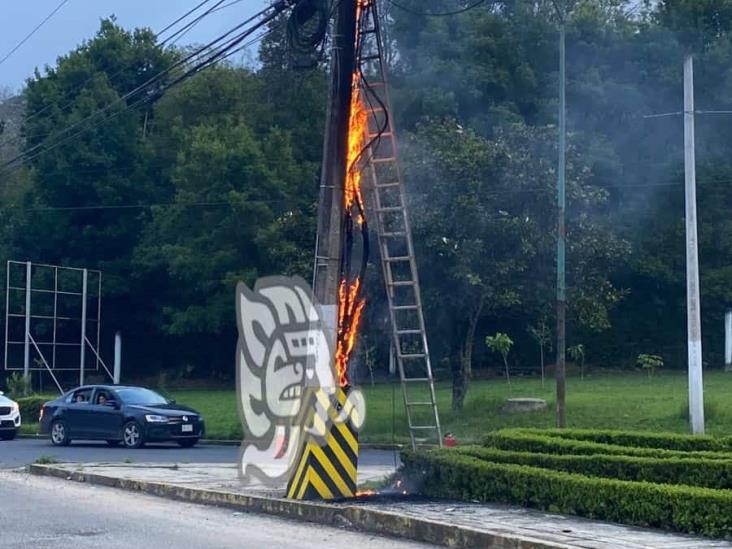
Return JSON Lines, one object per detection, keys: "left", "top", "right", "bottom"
{"left": 4, "top": 261, "right": 113, "bottom": 392}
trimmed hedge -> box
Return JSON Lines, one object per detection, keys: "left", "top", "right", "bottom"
{"left": 482, "top": 430, "right": 732, "bottom": 461}
{"left": 16, "top": 396, "right": 46, "bottom": 422}
{"left": 401, "top": 450, "right": 732, "bottom": 537}
{"left": 516, "top": 428, "right": 732, "bottom": 453}
{"left": 455, "top": 446, "right": 732, "bottom": 489}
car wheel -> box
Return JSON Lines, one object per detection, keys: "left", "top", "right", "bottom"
{"left": 177, "top": 438, "right": 199, "bottom": 448}
{"left": 122, "top": 420, "right": 144, "bottom": 449}
{"left": 50, "top": 420, "right": 70, "bottom": 446}
{"left": 0, "top": 430, "right": 16, "bottom": 441}
{"left": 106, "top": 440, "right": 121, "bottom": 447}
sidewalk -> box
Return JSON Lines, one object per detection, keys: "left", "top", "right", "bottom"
{"left": 29, "top": 462, "right": 732, "bottom": 549}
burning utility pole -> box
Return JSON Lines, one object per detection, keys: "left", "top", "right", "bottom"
{"left": 287, "top": 0, "right": 365, "bottom": 501}
{"left": 313, "top": 0, "right": 358, "bottom": 317}
{"left": 289, "top": 0, "right": 442, "bottom": 500}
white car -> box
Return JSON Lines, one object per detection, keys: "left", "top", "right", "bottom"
{"left": 0, "top": 391, "right": 21, "bottom": 440}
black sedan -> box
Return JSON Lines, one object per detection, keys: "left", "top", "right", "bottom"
{"left": 39, "top": 385, "right": 205, "bottom": 448}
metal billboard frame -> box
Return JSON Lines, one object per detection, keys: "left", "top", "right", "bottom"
{"left": 4, "top": 261, "right": 113, "bottom": 392}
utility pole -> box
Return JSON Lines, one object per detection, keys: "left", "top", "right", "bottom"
{"left": 553, "top": 0, "right": 568, "bottom": 428}
{"left": 312, "top": 0, "right": 357, "bottom": 331}
{"left": 683, "top": 55, "right": 704, "bottom": 434}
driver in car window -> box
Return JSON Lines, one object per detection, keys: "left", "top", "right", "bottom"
{"left": 97, "top": 393, "right": 108, "bottom": 405}
{"left": 75, "top": 394, "right": 85, "bottom": 403}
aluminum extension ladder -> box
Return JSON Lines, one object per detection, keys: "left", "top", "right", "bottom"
{"left": 355, "top": 0, "right": 442, "bottom": 449}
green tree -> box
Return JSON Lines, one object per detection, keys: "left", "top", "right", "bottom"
{"left": 568, "top": 343, "right": 586, "bottom": 379}
{"left": 528, "top": 320, "right": 552, "bottom": 387}
{"left": 486, "top": 332, "right": 514, "bottom": 384}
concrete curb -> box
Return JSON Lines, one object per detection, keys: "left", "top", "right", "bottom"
{"left": 28, "top": 464, "right": 572, "bottom": 549}
{"left": 17, "top": 433, "right": 403, "bottom": 450}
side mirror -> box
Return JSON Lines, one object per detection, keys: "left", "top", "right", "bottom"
{"left": 104, "top": 401, "right": 120, "bottom": 409}
{"left": 168, "top": 399, "right": 176, "bottom": 405}
{"left": 0, "top": 391, "right": 4, "bottom": 396}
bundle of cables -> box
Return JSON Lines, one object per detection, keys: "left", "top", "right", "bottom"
{"left": 286, "top": 0, "right": 330, "bottom": 69}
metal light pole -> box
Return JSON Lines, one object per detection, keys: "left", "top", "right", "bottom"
{"left": 553, "top": 0, "right": 567, "bottom": 428}
{"left": 683, "top": 55, "right": 705, "bottom": 434}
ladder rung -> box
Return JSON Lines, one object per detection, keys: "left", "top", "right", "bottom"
{"left": 403, "top": 377, "right": 431, "bottom": 382}
{"left": 371, "top": 157, "right": 396, "bottom": 164}
{"left": 384, "top": 256, "right": 410, "bottom": 262}
{"left": 406, "top": 401, "right": 433, "bottom": 406}
{"left": 397, "top": 329, "right": 422, "bottom": 335}
{"left": 411, "top": 425, "right": 438, "bottom": 430}
{"left": 399, "top": 353, "right": 426, "bottom": 359}
{"left": 375, "top": 181, "right": 400, "bottom": 188}
{"left": 392, "top": 305, "right": 419, "bottom": 310}
{"left": 382, "top": 231, "right": 407, "bottom": 237}
{"left": 389, "top": 280, "right": 416, "bottom": 287}
{"left": 377, "top": 206, "right": 404, "bottom": 213}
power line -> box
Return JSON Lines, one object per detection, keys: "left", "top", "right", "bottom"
{"left": 2, "top": 4, "right": 280, "bottom": 173}
{"left": 156, "top": 0, "right": 216, "bottom": 39}
{"left": 0, "top": 0, "right": 70, "bottom": 68}
{"left": 159, "top": 0, "right": 229, "bottom": 47}
{"left": 388, "top": 0, "right": 489, "bottom": 16}
{"left": 0, "top": 0, "right": 246, "bottom": 150}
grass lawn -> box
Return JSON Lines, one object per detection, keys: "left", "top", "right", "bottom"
{"left": 20, "top": 371, "right": 732, "bottom": 443}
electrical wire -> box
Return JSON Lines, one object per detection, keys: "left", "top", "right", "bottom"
{"left": 387, "top": 0, "right": 488, "bottom": 17}
{"left": 0, "top": 0, "right": 70, "bottom": 68}
{"left": 0, "top": 0, "right": 251, "bottom": 151}
{"left": 156, "top": 0, "right": 215, "bottom": 39}
{"left": 2, "top": 4, "right": 280, "bottom": 172}
{"left": 159, "top": 0, "right": 229, "bottom": 47}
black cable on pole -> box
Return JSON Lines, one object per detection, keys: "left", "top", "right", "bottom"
{"left": 0, "top": 0, "right": 70, "bottom": 68}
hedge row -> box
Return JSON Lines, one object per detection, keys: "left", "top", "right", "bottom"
{"left": 482, "top": 431, "right": 732, "bottom": 461}
{"left": 400, "top": 450, "right": 732, "bottom": 537}
{"left": 455, "top": 446, "right": 732, "bottom": 489}
{"left": 16, "top": 396, "right": 46, "bottom": 422}
{"left": 514, "top": 428, "right": 732, "bottom": 453}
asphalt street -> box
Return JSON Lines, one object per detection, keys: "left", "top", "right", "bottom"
{"left": 0, "top": 470, "right": 431, "bottom": 549}
{"left": 0, "top": 437, "right": 399, "bottom": 469}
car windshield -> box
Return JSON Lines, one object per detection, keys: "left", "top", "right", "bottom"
{"left": 116, "top": 388, "right": 168, "bottom": 406}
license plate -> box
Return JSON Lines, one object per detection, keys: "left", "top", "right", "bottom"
{"left": 182, "top": 424, "right": 193, "bottom": 433}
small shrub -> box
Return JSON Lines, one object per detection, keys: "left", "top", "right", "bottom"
{"left": 6, "top": 372, "right": 31, "bottom": 397}
{"left": 637, "top": 354, "right": 664, "bottom": 378}
{"left": 16, "top": 395, "right": 47, "bottom": 422}
{"left": 34, "top": 455, "right": 59, "bottom": 465}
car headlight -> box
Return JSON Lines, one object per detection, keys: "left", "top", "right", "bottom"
{"left": 10, "top": 403, "right": 18, "bottom": 413}
{"left": 145, "top": 414, "right": 169, "bottom": 423}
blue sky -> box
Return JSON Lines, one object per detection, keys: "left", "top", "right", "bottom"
{"left": 0, "top": 0, "right": 270, "bottom": 93}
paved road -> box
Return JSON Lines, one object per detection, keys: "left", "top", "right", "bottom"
{"left": 0, "top": 470, "right": 430, "bottom": 549}
{"left": 0, "top": 438, "right": 399, "bottom": 469}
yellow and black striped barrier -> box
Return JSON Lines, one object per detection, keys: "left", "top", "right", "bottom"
{"left": 286, "top": 387, "right": 359, "bottom": 500}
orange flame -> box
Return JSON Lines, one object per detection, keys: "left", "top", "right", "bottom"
{"left": 335, "top": 1, "right": 369, "bottom": 387}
